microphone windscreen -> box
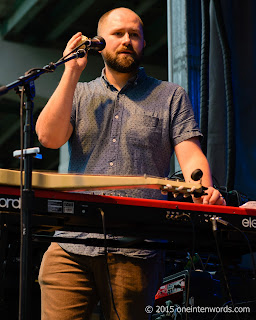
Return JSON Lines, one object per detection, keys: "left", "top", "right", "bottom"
{"left": 77, "top": 35, "right": 89, "bottom": 49}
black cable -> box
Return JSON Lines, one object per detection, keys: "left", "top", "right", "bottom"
{"left": 186, "top": 252, "right": 196, "bottom": 272}
{"left": 210, "top": 218, "right": 240, "bottom": 320}
{"left": 185, "top": 216, "right": 195, "bottom": 320}
{"left": 200, "top": 0, "right": 210, "bottom": 155}
{"left": 213, "top": 0, "right": 236, "bottom": 191}
{"left": 99, "top": 208, "right": 120, "bottom": 320}
{"left": 171, "top": 213, "right": 195, "bottom": 320}
{"left": 216, "top": 218, "right": 256, "bottom": 278}
{"left": 168, "top": 170, "right": 184, "bottom": 180}
{"left": 211, "top": 298, "right": 256, "bottom": 320}
{"left": 210, "top": 218, "right": 256, "bottom": 319}
{"left": 203, "top": 253, "right": 213, "bottom": 270}
{"left": 18, "top": 86, "right": 25, "bottom": 319}
{"left": 19, "top": 86, "right": 25, "bottom": 197}
{"left": 196, "top": 253, "right": 206, "bottom": 271}
{"left": 211, "top": 300, "right": 232, "bottom": 320}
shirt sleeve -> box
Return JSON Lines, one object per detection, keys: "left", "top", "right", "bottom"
{"left": 170, "top": 86, "right": 203, "bottom": 146}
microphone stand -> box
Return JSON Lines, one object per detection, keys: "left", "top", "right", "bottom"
{"left": 0, "top": 49, "right": 87, "bottom": 320}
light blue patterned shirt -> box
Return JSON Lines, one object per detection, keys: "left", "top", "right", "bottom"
{"left": 55, "top": 67, "right": 202, "bottom": 257}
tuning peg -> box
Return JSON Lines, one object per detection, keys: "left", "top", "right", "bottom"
{"left": 191, "top": 169, "right": 203, "bottom": 181}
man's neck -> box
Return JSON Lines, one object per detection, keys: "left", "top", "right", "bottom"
{"left": 104, "top": 66, "right": 138, "bottom": 91}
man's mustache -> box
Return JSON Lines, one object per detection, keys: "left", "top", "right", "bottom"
{"left": 117, "top": 45, "right": 136, "bottom": 54}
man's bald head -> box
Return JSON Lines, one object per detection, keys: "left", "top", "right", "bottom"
{"left": 97, "top": 7, "right": 144, "bottom": 38}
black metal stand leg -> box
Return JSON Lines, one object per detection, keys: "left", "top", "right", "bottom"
{"left": 0, "top": 213, "right": 8, "bottom": 312}
{"left": 18, "top": 82, "right": 35, "bottom": 320}
{"left": 19, "top": 190, "right": 33, "bottom": 320}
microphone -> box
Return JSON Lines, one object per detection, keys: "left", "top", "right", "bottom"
{"left": 77, "top": 35, "right": 106, "bottom": 51}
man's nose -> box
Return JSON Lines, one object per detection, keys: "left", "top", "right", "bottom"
{"left": 122, "top": 33, "right": 131, "bottom": 45}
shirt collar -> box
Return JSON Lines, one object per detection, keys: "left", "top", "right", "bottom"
{"left": 101, "top": 67, "right": 147, "bottom": 89}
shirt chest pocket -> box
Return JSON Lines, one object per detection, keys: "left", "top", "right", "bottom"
{"left": 125, "top": 114, "right": 162, "bottom": 147}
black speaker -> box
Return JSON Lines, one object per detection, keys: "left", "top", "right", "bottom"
{"left": 153, "top": 270, "right": 256, "bottom": 320}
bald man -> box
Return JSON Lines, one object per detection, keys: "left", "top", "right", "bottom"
{"left": 37, "top": 7, "right": 225, "bottom": 320}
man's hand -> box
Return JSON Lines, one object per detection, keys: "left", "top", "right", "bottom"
{"left": 193, "top": 186, "right": 226, "bottom": 206}
{"left": 63, "top": 32, "right": 88, "bottom": 73}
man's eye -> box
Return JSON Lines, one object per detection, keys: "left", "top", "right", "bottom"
{"left": 131, "top": 33, "right": 139, "bottom": 38}
{"left": 114, "top": 32, "right": 123, "bottom": 36}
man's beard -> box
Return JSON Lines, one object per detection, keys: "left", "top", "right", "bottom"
{"left": 102, "top": 46, "right": 143, "bottom": 73}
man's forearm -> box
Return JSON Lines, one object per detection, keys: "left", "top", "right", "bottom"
{"left": 184, "top": 154, "right": 213, "bottom": 187}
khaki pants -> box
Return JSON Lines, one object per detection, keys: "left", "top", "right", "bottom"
{"left": 38, "top": 243, "right": 164, "bottom": 320}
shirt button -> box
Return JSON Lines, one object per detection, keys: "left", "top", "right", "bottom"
{"left": 112, "top": 138, "right": 116, "bottom": 143}
{"left": 109, "top": 162, "right": 114, "bottom": 166}
{"left": 115, "top": 115, "right": 119, "bottom": 119}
